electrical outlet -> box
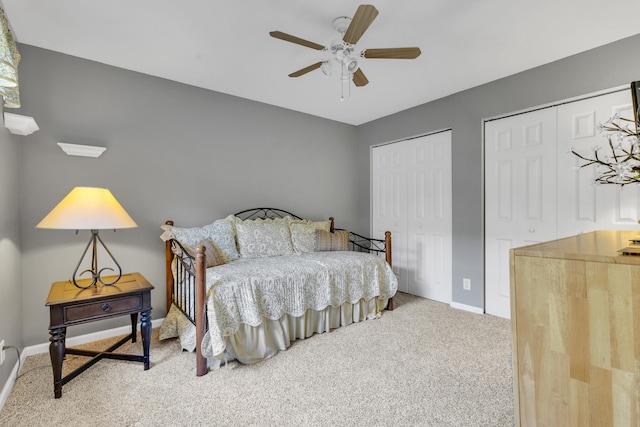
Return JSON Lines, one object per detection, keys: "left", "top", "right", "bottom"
{"left": 0, "top": 340, "right": 5, "bottom": 365}
{"left": 463, "top": 278, "right": 471, "bottom": 291}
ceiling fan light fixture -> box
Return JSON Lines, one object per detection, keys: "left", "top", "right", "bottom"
{"left": 332, "top": 16, "right": 351, "bottom": 34}
{"left": 330, "top": 38, "right": 344, "bottom": 52}
{"left": 320, "top": 61, "right": 333, "bottom": 76}
{"left": 271, "top": 4, "right": 420, "bottom": 99}
{"left": 344, "top": 56, "right": 359, "bottom": 74}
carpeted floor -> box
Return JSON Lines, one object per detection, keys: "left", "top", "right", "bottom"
{"left": 0, "top": 292, "right": 514, "bottom": 426}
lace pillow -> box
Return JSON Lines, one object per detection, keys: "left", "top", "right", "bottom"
{"left": 160, "top": 224, "right": 210, "bottom": 248}
{"left": 290, "top": 220, "right": 331, "bottom": 253}
{"left": 315, "top": 230, "right": 350, "bottom": 251}
{"left": 184, "top": 238, "right": 226, "bottom": 268}
{"left": 160, "top": 215, "right": 239, "bottom": 262}
{"left": 235, "top": 218, "right": 294, "bottom": 258}
{"left": 202, "top": 215, "right": 240, "bottom": 261}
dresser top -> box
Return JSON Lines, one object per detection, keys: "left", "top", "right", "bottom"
{"left": 512, "top": 230, "right": 640, "bottom": 265}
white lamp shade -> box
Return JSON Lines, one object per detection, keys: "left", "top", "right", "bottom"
{"left": 36, "top": 187, "right": 137, "bottom": 230}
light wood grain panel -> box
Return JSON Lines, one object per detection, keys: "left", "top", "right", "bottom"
{"left": 509, "top": 250, "right": 522, "bottom": 426}
{"left": 549, "top": 259, "right": 568, "bottom": 353}
{"left": 608, "top": 265, "right": 635, "bottom": 372}
{"left": 548, "top": 351, "right": 570, "bottom": 426}
{"left": 590, "top": 367, "right": 613, "bottom": 426}
{"left": 511, "top": 231, "right": 640, "bottom": 426}
{"left": 533, "top": 324, "right": 552, "bottom": 425}
{"left": 549, "top": 290, "right": 567, "bottom": 353}
{"left": 610, "top": 293, "right": 634, "bottom": 372}
{"left": 635, "top": 288, "right": 640, "bottom": 361}
{"left": 612, "top": 368, "right": 636, "bottom": 426}
{"left": 588, "top": 288, "right": 611, "bottom": 370}
{"left": 569, "top": 379, "right": 589, "bottom": 427}
{"left": 569, "top": 295, "right": 590, "bottom": 382}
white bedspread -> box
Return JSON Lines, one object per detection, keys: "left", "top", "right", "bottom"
{"left": 161, "top": 250, "right": 397, "bottom": 359}
{"left": 205, "top": 250, "right": 397, "bottom": 356}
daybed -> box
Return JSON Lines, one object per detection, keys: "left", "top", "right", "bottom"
{"left": 159, "top": 208, "right": 398, "bottom": 375}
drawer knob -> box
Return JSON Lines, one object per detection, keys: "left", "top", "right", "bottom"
{"left": 101, "top": 303, "right": 111, "bottom": 312}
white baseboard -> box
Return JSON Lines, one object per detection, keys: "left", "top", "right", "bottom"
{"left": 0, "top": 318, "right": 164, "bottom": 412}
{"left": 0, "top": 354, "right": 21, "bottom": 415}
{"left": 450, "top": 301, "right": 484, "bottom": 315}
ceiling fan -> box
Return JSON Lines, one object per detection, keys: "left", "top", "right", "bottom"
{"left": 270, "top": 4, "right": 421, "bottom": 99}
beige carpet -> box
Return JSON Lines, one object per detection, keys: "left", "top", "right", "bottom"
{"left": 0, "top": 292, "right": 513, "bottom": 427}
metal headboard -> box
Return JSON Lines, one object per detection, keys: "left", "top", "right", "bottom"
{"left": 234, "top": 207, "right": 303, "bottom": 221}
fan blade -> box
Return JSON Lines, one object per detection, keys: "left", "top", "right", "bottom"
{"left": 270, "top": 31, "right": 324, "bottom": 51}
{"left": 289, "top": 62, "right": 323, "bottom": 78}
{"left": 343, "top": 5, "right": 379, "bottom": 45}
{"left": 352, "top": 68, "right": 369, "bottom": 87}
{"left": 363, "top": 48, "right": 422, "bottom": 59}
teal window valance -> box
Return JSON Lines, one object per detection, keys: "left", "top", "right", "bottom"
{"left": 0, "top": 7, "right": 20, "bottom": 108}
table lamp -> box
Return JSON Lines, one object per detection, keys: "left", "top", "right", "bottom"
{"left": 36, "top": 187, "right": 137, "bottom": 289}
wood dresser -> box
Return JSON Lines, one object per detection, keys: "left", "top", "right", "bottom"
{"left": 510, "top": 230, "right": 640, "bottom": 426}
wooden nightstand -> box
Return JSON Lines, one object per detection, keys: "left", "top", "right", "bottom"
{"left": 45, "top": 272, "right": 154, "bottom": 398}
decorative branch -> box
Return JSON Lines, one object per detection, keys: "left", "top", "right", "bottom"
{"left": 571, "top": 114, "right": 640, "bottom": 186}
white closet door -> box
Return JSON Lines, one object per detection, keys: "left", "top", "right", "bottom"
{"left": 557, "top": 90, "right": 639, "bottom": 237}
{"left": 372, "top": 142, "right": 408, "bottom": 293}
{"left": 372, "top": 131, "right": 452, "bottom": 302}
{"left": 485, "top": 108, "right": 558, "bottom": 319}
{"left": 406, "top": 131, "right": 452, "bottom": 302}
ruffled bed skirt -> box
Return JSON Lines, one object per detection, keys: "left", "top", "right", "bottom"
{"left": 160, "top": 297, "right": 388, "bottom": 367}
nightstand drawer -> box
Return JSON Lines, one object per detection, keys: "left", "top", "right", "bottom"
{"left": 64, "top": 295, "right": 142, "bottom": 324}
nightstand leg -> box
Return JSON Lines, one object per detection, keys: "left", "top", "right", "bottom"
{"left": 49, "top": 327, "right": 66, "bottom": 398}
{"left": 130, "top": 313, "right": 138, "bottom": 343}
{"left": 140, "top": 309, "right": 151, "bottom": 370}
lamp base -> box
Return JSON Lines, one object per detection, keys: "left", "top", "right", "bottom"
{"left": 72, "top": 230, "right": 123, "bottom": 289}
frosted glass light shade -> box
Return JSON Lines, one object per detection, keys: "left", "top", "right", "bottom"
{"left": 36, "top": 187, "right": 137, "bottom": 230}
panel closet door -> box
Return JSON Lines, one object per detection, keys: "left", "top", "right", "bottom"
{"left": 556, "top": 90, "right": 639, "bottom": 237}
{"left": 372, "top": 131, "right": 452, "bottom": 302}
{"left": 372, "top": 141, "right": 408, "bottom": 293}
{"left": 485, "top": 87, "right": 637, "bottom": 319}
{"left": 406, "top": 131, "right": 452, "bottom": 302}
{"left": 485, "top": 107, "right": 558, "bottom": 319}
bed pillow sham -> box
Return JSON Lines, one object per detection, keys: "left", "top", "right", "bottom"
{"left": 315, "top": 230, "right": 350, "bottom": 251}
{"left": 289, "top": 220, "right": 332, "bottom": 253}
{"left": 235, "top": 217, "right": 295, "bottom": 258}
{"left": 161, "top": 214, "right": 239, "bottom": 262}
{"left": 184, "top": 238, "right": 226, "bottom": 268}
{"left": 201, "top": 215, "right": 240, "bottom": 261}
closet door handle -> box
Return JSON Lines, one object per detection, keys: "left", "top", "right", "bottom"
{"left": 529, "top": 228, "right": 535, "bottom": 233}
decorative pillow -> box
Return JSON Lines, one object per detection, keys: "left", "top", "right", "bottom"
{"left": 290, "top": 220, "right": 332, "bottom": 253}
{"left": 235, "top": 218, "right": 294, "bottom": 258}
{"left": 202, "top": 215, "right": 240, "bottom": 262}
{"left": 160, "top": 224, "right": 210, "bottom": 248}
{"left": 184, "top": 238, "right": 226, "bottom": 268}
{"left": 161, "top": 215, "right": 239, "bottom": 262}
{"left": 233, "top": 215, "right": 292, "bottom": 224}
{"left": 315, "top": 230, "right": 350, "bottom": 251}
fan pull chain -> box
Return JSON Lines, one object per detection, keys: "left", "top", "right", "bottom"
{"left": 340, "top": 63, "right": 345, "bottom": 101}
{"left": 340, "top": 64, "right": 352, "bottom": 102}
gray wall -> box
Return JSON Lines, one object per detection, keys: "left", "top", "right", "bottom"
{"left": 16, "top": 44, "right": 358, "bottom": 346}
{"left": 0, "top": 126, "right": 21, "bottom": 392}
{"left": 357, "top": 33, "right": 640, "bottom": 309}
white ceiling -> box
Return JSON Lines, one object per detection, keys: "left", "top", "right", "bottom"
{"left": 2, "top": 0, "right": 640, "bottom": 125}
